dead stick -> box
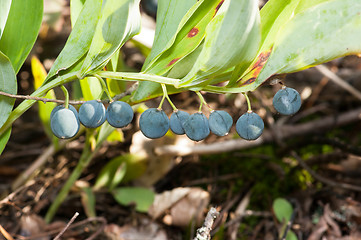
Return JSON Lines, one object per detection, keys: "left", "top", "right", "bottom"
{"left": 291, "top": 151, "right": 361, "bottom": 192}
{"left": 194, "top": 207, "right": 219, "bottom": 240}
{"left": 53, "top": 212, "right": 79, "bottom": 240}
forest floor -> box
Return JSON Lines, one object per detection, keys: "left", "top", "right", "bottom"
{"left": 1, "top": 1, "right": 361, "bottom": 240}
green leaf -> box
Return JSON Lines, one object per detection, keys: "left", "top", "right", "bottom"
{"left": 80, "top": 0, "right": 141, "bottom": 76}
{"left": 258, "top": 0, "right": 300, "bottom": 53}
{"left": 0, "top": 127, "right": 11, "bottom": 155}
{"left": 273, "top": 198, "right": 293, "bottom": 223}
{"left": 31, "top": 56, "right": 58, "bottom": 141}
{"left": 286, "top": 230, "right": 298, "bottom": 240}
{"left": 180, "top": 0, "right": 260, "bottom": 87}
{"left": 257, "top": 0, "right": 361, "bottom": 86}
{"left": 0, "top": 51, "right": 16, "bottom": 129}
{"left": 0, "top": 0, "right": 11, "bottom": 39}
{"left": 143, "top": 0, "right": 224, "bottom": 76}
{"left": 45, "top": 0, "right": 102, "bottom": 82}
{"left": 132, "top": 0, "right": 197, "bottom": 105}
{"left": 80, "top": 187, "right": 96, "bottom": 218}
{"left": 112, "top": 187, "right": 155, "bottom": 212}
{"left": 94, "top": 153, "right": 146, "bottom": 189}
{"left": 79, "top": 77, "right": 102, "bottom": 100}
{"left": 142, "top": 0, "right": 197, "bottom": 69}
{"left": 294, "top": 0, "right": 331, "bottom": 14}
{"left": 0, "top": 0, "right": 43, "bottom": 73}
{"left": 70, "top": 0, "right": 86, "bottom": 28}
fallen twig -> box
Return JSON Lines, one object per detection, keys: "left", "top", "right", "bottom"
{"left": 315, "top": 64, "right": 361, "bottom": 101}
{"left": 53, "top": 212, "right": 79, "bottom": 240}
{"left": 194, "top": 207, "right": 219, "bottom": 240}
{"left": 291, "top": 151, "right": 361, "bottom": 192}
{"left": 0, "top": 225, "right": 15, "bottom": 240}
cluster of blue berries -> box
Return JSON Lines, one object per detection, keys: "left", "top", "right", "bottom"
{"left": 50, "top": 87, "right": 301, "bottom": 141}
{"left": 50, "top": 100, "right": 133, "bottom": 139}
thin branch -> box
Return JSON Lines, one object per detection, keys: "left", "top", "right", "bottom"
{"left": 53, "top": 212, "right": 79, "bottom": 240}
{"left": 291, "top": 151, "right": 361, "bottom": 192}
{"left": 0, "top": 225, "right": 15, "bottom": 240}
{"left": 0, "top": 90, "right": 86, "bottom": 105}
{"left": 194, "top": 207, "right": 219, "bottom": 240}
{"left": 112, "top": 82, "right": 139, "bottom": 102}
{"left": 315, "top": 64, "right": 361, "bottom": 101}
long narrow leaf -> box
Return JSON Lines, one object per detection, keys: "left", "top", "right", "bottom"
{"left": 0, "top": 0, "right": 43, "bottom": 73}
{"left": 0, "top": 51, "right": 16, "bottom": 128}
{"left": 45, "top": 0, "right": 103, "bottom": 82}
{"left": 143, "top": 0, "right": 224, "bottom": 76}
{"left": 256, "top": 0, "right": 361, "bottom": 87}
{"left": 0, "top": 0, "right": 11, "bottom": 39}
{"left": 179, "top": 0, "right": 260, "bottom": 87}
{"left": 80, "top": 0, "right": 141, "bottom": 76}
{"left": 143, "top": 0, "right": 197, "bottom": 69}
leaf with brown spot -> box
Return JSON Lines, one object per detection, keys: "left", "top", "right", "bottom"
{"left": 180, "top": 0, "right": 260, "bottom": 88}
{"left": 236, "top": 48, "right": 272, "bottom": 86}
{"left": 143, "top": 0, "right": 222, "bottom": 76}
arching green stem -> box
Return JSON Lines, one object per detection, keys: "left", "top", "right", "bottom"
{"left": 93, "top": 74, "right": 113, "bottom": 102}
{"left": 60, "top": 85, "right": 69, "bottom": 108}
{"left": 243, "top": 92, "right": 252, "bottom": 112}
{"left": 161, "top": 83, "right": 177, "bottom": 111}
{"left": 196, "top": 91, "right": 213, "bottom": 112}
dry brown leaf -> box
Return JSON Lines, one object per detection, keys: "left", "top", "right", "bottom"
{"left": 149, "top": 187, "right": 210, "bottom": 227}
{"left": 104, "top": 220, "right": 167, "bottom": 240}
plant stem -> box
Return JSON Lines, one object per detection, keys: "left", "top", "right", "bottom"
{"left": 243, "top": 92, "right": 252, "bottom": 112}
{"left": 158, "top": 92, "right": 166, "bottom": 110}
{"left": 0, "top": 91, "right": 86, "bottom": 105}
{"left": 161, "top": 84, "right": 177, "bottom": 111}
{"left": 0, "top": 71, "right": 79, "bottom": 137}
{"left": 44, "top": 126, "right": 113, "bottom": 223}
{"left": 196, "top": 91, "right": 213, "bottom": 112}
{"left": 97, "top": 71, "right": 180, "bottom": 87}
{"left": 60, "top": 85, "right": 69, "bottom": 108}
{"left": 93, "top": 74, "right": 113, "bottom": 101}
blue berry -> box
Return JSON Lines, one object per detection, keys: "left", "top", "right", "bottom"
{"left": 106, "top": 101, "right": 134, "bottom": 128}
{"left": 183, "top": 112, "right": 210, "bottom": 141}
{"left": 209, "top": 110, "right": 233, "bottom": 136}
{"left": 51, "top": 108, "right": 80, "bottom": 139}
{"left": 170, "top": 110, "right": 189, "bottom": 135}
{"left": 139, "top": 108, "right": 169, "bottom": 139}
{"left": 79, "top": 100, "right": 106, "bottom": 128}
{"left": 236, "top": 112, "right": 264, "bottom": 140}
{"left": 273, "top": 87, "right": 301, "bottom": 115}
{"left": 50, "top": 104, "right": 77, "bottom": 119}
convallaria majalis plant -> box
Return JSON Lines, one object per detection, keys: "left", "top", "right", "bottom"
{"left": 0, "top": 0, "right": 360, "bottom": 222}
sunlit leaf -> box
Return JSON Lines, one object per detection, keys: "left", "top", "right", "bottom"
{"left": 0, "top": 0, "right": 11, "bottom": 39}
{"left": 112, "top": 187, "right": 155, "bottom": 212}
{"left": 70, "top": 0, "right": 86, "bottom": 28}
{"left": 79, "top": 77, "right": 102, "bottom": 101}
{"left": 143, "top": 0, "right": 224, "bottom": 76}
{"left": 256, "top": 0, "right": 361, "bottom": 86}
{"left": 80, "top": 0, "right": 141, "bottom": 76}
{"left": 0, "top": 0, "right": 43, "bottom": 73}
{"left": 142, "top": 0, "right": 197, "bottom": 69}
{"left": 45, "top": 0, "right": 102, "bottom": 82}
{"left": 31, "top": 57, "right": 58, "bottom": 141}
{"left": 179, "top": 0, "right": 260, "bottom": 87}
